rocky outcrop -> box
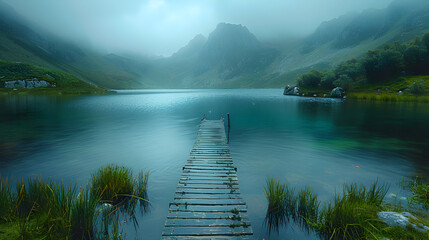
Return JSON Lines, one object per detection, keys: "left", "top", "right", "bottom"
{"left": 378, "top": 212, "right": 429, "bottom": 232}
{"left": 4, "top": 78, "right": 56, "bottom": 89}
{"left": 283, "top": 86, "right": 299, "bottom": 95}
{"left": 330, "top": 87, "right": 345, "bottom": 98}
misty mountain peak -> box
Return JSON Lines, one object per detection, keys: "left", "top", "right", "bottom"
{"left": 172, "top": 34, "right": 207, "bottom": 59}
{"left": 199, "top": 22, "right": 261, "bottom": 65}
{"left": 206, "top": 23, "right": 260, "bottom": 51}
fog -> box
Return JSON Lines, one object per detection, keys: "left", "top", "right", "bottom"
{"left": 3, "top": 0, "right": 393, "bottom": 56}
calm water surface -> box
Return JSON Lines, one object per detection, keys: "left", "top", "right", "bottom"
{"left": 1, "top": 89, "right": 429, "bottom": 239}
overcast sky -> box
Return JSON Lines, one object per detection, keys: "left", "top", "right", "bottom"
{"left": 4, "top": 0, "right": 394, "bottom": 56}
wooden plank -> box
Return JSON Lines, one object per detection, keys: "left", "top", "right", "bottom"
{"left": 164, "top": 218, "right": 250, "bottom": 227}
{"left": 167, "top": 211, "right": 249, "bottom": 219}
{"left": 162, "top": 226, "right": 252, "bottom": 236}
{"left": 171, "top": 199, "right": 246, "bottom": 205}
{"left": 174, "top": 194, "right": 242, "bottom": 200}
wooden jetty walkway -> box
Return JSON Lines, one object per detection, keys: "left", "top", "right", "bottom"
{"left": 161, "top": 118, "right": 253, "bottom": 239}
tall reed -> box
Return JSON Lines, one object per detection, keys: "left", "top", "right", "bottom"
{"left": 318, "top": 181, "right": 389, "bottom": 240}
{"left": 297, "top": 186, "right": 320, "bottom": 224}
{"left": 71, "top": 188, "right": 99, "bottom": 240}
{"left": 0, "top": 176, "right": 12, "bottom": 222}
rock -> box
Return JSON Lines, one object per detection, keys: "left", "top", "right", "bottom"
{"left": 4, "top": 79, "right": 54, "bottom": 89}
{"left": 95, "top": 203, "right": 114, "bottom": 215}
{"left": 313, "top": 94, "right": 317, "bottom": 97}
{"left": 398, "top": 91, "right": 403, "bottom": 94}
{"left": 378, "top": 212, "right": 429, "bottom": 232}
{"left": 283, "top": 86, "right": 299, "bottom": 95}
{"left": 388, "top": 193, "right": 397, "bottom": 199}
{"left": 323, "top": 94, "right": 328, "bottom": 97}
{"left": 0, "top": 76, "right": 5, "bottom": 79}
{"left": 45, "top": 74, "right": 55, "bottom": 80}
{"left": 330, "top": 87, "right": 345, "bottom": 98}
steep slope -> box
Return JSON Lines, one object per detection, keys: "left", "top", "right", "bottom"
{"left": 144, "top": 23, "right": 278, "bottom": 88}
{"left": 196, "top": 23, "right": 277, "bottom": 81}
{"left": 269, "top": 0, "right": 429, "bottom": 87}
{"left": 0, "top": 59, "right": 105, "bottom": 94}
{"left": 0, "top": 0, "right": 154, "bottom": 89}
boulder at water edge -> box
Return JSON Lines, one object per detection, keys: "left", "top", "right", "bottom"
{"left": 378, "top": 212, "right": 429, "bottom": 232}
{"left": 330, "top": 87, "right": 345, "bottom": 98}
{"left": 283, "top": 86, "right": 299, "bottom": 95}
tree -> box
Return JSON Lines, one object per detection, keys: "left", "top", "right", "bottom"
{"left": 334, "top": 58, "right": 363, "bottom": 80}
{"left": 297, "top": 70, "right": 322, "bottom": 88}
{"left": 423, "top": 32, "right": 429, "bottom": 52}
{"left": 362, "top": 49, "right": 404, "bottom": 82}
{"left": 320, "top": 70, "right": 336, "bottom": 89}
{"left": 333, "top": 74, "right": 353, "bottom": 90}
{"left": 404, "top": 45, "right": 428, "bottom": 74}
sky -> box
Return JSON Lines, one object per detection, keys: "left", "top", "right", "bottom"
{"left": 4, "top": 0, "right": 394, "bottom": 56}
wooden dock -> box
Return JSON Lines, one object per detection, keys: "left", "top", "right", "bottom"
{"left": 161, "top": 118, "right": 253, "bottom": 239}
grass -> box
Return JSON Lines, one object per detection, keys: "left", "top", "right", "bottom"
{"left": 298, "top": 76, "right": 429, "bottom": 103}
{"left": 263, "top": 178, "right": 429, "bottom": 239}
{"left": 318, "top": 181, "right": 389, "bottom": 240}
{"left": 263, "top": 177, "right": 296, "bottom": 233}
{"left": 264, "top": 177, "right": 287, "bottom": 215}
{"left": 0, "top": 164, "right": 149, "bottom": 240}
{"left": 0, "top": 177, "right": 12, "bottom": 222}
{"left": 297, "top": 186, "right": 320, "bottom": 224}
{"left": 402, "top": 177, "right": 429, "bottom": 209}
{"left": 0, "top": 59, "right": 107, "bottom": 95}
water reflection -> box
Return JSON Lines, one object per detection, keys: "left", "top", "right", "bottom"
{"left": 1, "top": 90, "right": 429, "bottom": 239}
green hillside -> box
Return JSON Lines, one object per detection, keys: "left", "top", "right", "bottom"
{"left": 0, "top": 60, "right": 106, "bottom": 94}
{"left": 270, "top": 0, "right": 429, "bottom": 87}
{"left": 295, "top": 32, "right": 429, "bottom": 102}
{"left": 1, "top": 0, "right": 429, "bottom": 89}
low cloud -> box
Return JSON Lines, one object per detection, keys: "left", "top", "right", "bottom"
{"left": 4, "top": 0, "right": 393, "bottom": 56}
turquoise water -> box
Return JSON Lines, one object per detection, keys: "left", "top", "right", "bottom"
{"left": 1, "top": 89, "right": 429, "bottom": 239}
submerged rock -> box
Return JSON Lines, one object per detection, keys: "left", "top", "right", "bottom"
{"left": 378, "top": 212, "right": 429, "bottom": 232}
{"left": 330, "top": 87, "right": 345, "bottom": 98}
{"left": 95, "top": 203, "right": 114, "bottom": 215}
{"left": 283, "top": 85, "right": 299, "bottom": 95}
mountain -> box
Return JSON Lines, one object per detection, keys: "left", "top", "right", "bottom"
{"left": 195, "top": 23, "right": 277, "bottom": 80}
{"left": 1, "top": 0, "right": 429, "bottom": 89}
{"left": 0, "top": 0, "right": 155, "bottom": 89}
{"left": 142, "top": 23, "right": 278, "bottom": 88}
{"left": 172, "top": 34, "right": 207, "bottom": 60}
{"left": 268, "top": 0, "right": 429, "bottom": 87}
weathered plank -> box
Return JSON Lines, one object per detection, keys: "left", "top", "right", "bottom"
{"left": 161, "top": 119, "right": 252, "bottom": 239}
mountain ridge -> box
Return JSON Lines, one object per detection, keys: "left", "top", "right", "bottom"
{"left": 1, "top": 0, "right": 429, "bottom": 89}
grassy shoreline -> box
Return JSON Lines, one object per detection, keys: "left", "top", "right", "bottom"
{"left": 0, "top": 164, "right": 149, "bottom": 240}
{"left": 265, "top": 177, "right": 429, "bottom": 239}
{"left": 298, "top": 75, "right": 429, "bottom": 103}
{"left": 0, "top": 59, "right": 108, "bottom": 96}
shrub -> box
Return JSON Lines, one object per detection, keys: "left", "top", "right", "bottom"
{"left": 320, "top": 70, "right": 336, "bottom": 89}
{"left": 406, "top": 81, "right": 427, "bottom": 95}
{"left": 334, "top": 74, "right": 353, "bottom": 90}
{"left": 298, "top": 70, "right": 322, "bottom": 88}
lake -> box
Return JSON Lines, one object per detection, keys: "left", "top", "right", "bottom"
{"left": 1, "top": 89, "right": 429, "bottom": 239}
